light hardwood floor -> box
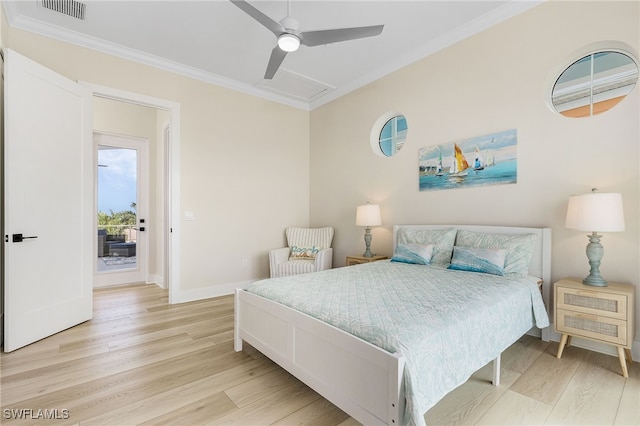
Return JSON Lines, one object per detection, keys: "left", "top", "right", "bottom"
{"left": 1, "top": 283, "right": 638, "bottom": 425}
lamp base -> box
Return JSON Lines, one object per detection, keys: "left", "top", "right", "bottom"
{"left": 362, "top": 227, "right": 374, "bottom": 258}
{"left": 582, "top": 232, "right": 608, "bottom": 287}
{"left": 582, "top": 276, "right": 608, "bottom": 287}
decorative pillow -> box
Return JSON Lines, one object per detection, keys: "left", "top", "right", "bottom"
{"left": 391, "top": 243, "right": 434, "bottom": 265}
{"left": 448, "top": 246, "right": 506, "bottom": 276}
{"left": 289, "top": 246, "right": 320, "bottom": 260}
{"left": 397, "top": 228, "right": 457, "bottom": 266}
{"left": 455, "top": 230, "right": 537, "bottom": 277}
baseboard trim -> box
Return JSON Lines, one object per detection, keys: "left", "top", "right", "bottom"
{"left": 148, "top": 274, "right": 164, "bottom": 288}
{"left": 171, "top": 279, "right": 257, "bottom": 304}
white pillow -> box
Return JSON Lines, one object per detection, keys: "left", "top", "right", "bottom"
{"left": 455, "top": 230, "right": 536, "bottom": 277}
{"left": 391, "top": 243, "right": 434, "bottom": 265}
{"left": 289, "top": 245, "right": 320, "bottom": 260}
{"left": 397, "top": 228, "right": 457, "bottom": 265}
{"left": 448, "top": 246, "right": 506, "bottom": 276}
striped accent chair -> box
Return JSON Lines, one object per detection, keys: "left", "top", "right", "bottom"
{"left": 269, "top": 227, "right": 334, "bottom": 278}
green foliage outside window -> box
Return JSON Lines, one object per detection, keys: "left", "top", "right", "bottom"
{"left": 98, "top": 203, "right": 136, "bottom": 235}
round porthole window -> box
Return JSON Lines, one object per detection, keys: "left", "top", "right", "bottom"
{"left": 551, "top": 50, "right": 638, "bottom": 118}
{"left": 370, "top": 113, "right": 408, "bottom": 157}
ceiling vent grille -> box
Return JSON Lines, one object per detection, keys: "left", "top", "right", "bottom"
{"left": 41, "top": 0, "right": 86, "bottom": 20}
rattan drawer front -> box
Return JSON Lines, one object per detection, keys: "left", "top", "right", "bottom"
{"left": 556, "top": 308, "right": 627, "bottom": 346}
{"left": 556, "top": 287, "right": 627, "bottom": 320}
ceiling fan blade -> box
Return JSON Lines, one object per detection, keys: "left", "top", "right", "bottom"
{"left": 229, "top": 0, "right": 284, "bottom": 36}
{"left": 300, "top": 25, "right": 384, "bottom": 47}
{"left": 264, "top": 46, "right": 288, "bottom": 79}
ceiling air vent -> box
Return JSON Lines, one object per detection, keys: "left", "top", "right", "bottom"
{"left": 41, "top": 0, "right": 86, "bottom": 20}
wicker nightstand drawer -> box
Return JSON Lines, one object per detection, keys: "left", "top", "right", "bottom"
{"left": 556, "top": 286, "right": 627, "bottom": 320}
{"left": 555, "top": 308, "right": 628, "bottom": 346}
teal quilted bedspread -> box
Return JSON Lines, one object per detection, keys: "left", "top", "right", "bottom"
{"left": 246, "top": 261, "right": 549, "bottom": 425}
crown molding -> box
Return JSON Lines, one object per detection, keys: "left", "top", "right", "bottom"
{"left": 4, "top": 1, "right": 541, "bottom": 112}
{"left": 3, "top": 6, "right": 310, "bottom": 111}
{"left": 309, "top": 0, "right": 542, "bottom": 110}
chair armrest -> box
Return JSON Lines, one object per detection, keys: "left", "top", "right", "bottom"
{"left": 314, "top": 248, "right": 333, "bottom": 271}
{"left": 269, "top": 247, "right": 290, "bottom": 278}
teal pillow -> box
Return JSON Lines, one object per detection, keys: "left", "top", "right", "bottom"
{"left": 448, "top": 246, "right": 506, "bottom": 276}
{"left": 391, "top": 243, "right": 434, "bottom": 265}
{"left": 455, "top": 230, "right": 536, "bottom": 277}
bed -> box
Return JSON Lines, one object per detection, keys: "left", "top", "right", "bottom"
{"left": 234, "top": 224, "right": 551, "bottom": 425}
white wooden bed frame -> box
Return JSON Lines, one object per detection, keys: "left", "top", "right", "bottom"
{"left": 234, "top": 225, "right": 551, "bottom": 425}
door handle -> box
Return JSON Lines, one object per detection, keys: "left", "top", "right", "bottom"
{"left": 12, "top": 234, "right": 38, "bottom": 243}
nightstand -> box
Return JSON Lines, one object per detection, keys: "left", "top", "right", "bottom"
{"left": 346, "top": 255, "right": 388, "bottom": 266}
{"left": 554, "top": 278, "right": 635, "bottom": 377}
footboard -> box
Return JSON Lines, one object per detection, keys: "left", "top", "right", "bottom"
{"left": 234, "top": 289, "right": 405, "bottom": 425}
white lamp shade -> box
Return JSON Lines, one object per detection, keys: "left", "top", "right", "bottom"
{"left": 278, "top": 33, "right": 300, "bottom": 52}
{"left": 356, "top": 204, "right": 381, "bottom": 227}
{"left": 565, "top": 192, "right": 625, "bottom": 232}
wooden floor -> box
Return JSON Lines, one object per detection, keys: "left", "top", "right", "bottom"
{"left": 1, "top": 283, "right": 638, "bottom": 425}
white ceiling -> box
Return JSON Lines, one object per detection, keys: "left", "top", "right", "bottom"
{"left": 2, "top": 0, "right": 541, "bottom": 110}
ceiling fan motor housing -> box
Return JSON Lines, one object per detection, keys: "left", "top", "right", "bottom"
{"left": 280, "top": 16, "right": 299, "bottom": 32}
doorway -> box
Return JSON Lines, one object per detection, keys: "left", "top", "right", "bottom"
{"left": 94, "top": 132, "right": 148, "bottom": 286}
{"left": 86, "top": 83, "right": 181, "bottom": 302}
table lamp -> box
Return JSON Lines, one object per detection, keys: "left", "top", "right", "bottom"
{"left": 356, "top": 203, "right": 381, "bottom": 257}
{"left": 565, "top": 189, "right": 625, "bottom": 286}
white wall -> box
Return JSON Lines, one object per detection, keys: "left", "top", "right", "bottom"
{"left": 0, "top": 3, "right": 5, "bottom": 46}
{"left": 310, "top": 1, "right": 640, "bottom": 345}
{"left": 4, "top": 25, "right": 310, "bottom": 299}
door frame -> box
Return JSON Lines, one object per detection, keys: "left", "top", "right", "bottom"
{"left": 163, "top": 124, "right": 172, "bottom": 292}
{"left": 82, "top": 83, "right": 181, "bottom": 304}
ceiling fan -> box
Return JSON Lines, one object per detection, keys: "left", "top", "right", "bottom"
{"left": 230, "top": 0, "right": 384, "bottom": 79}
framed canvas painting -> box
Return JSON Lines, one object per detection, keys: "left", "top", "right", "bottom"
{"left": 419, "top": 129, "right": 517, "bottom": 191}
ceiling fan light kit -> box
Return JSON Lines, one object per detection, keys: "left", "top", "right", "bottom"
{"left": 230, "top": 0, "right": 384, "bottom": 79}
{"left": 278, "top": 33, "right": 300, "bottom": 52}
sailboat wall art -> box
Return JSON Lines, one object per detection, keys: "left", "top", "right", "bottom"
{"left": 419, "top": 129, "right": 517, "bottom": 192}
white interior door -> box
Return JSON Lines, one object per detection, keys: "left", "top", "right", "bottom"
{"left": 3, "top": 49, "right": 93, "bottom": 352}
{"left": 93, "top": 132, "right": 148, "bottom": 287}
